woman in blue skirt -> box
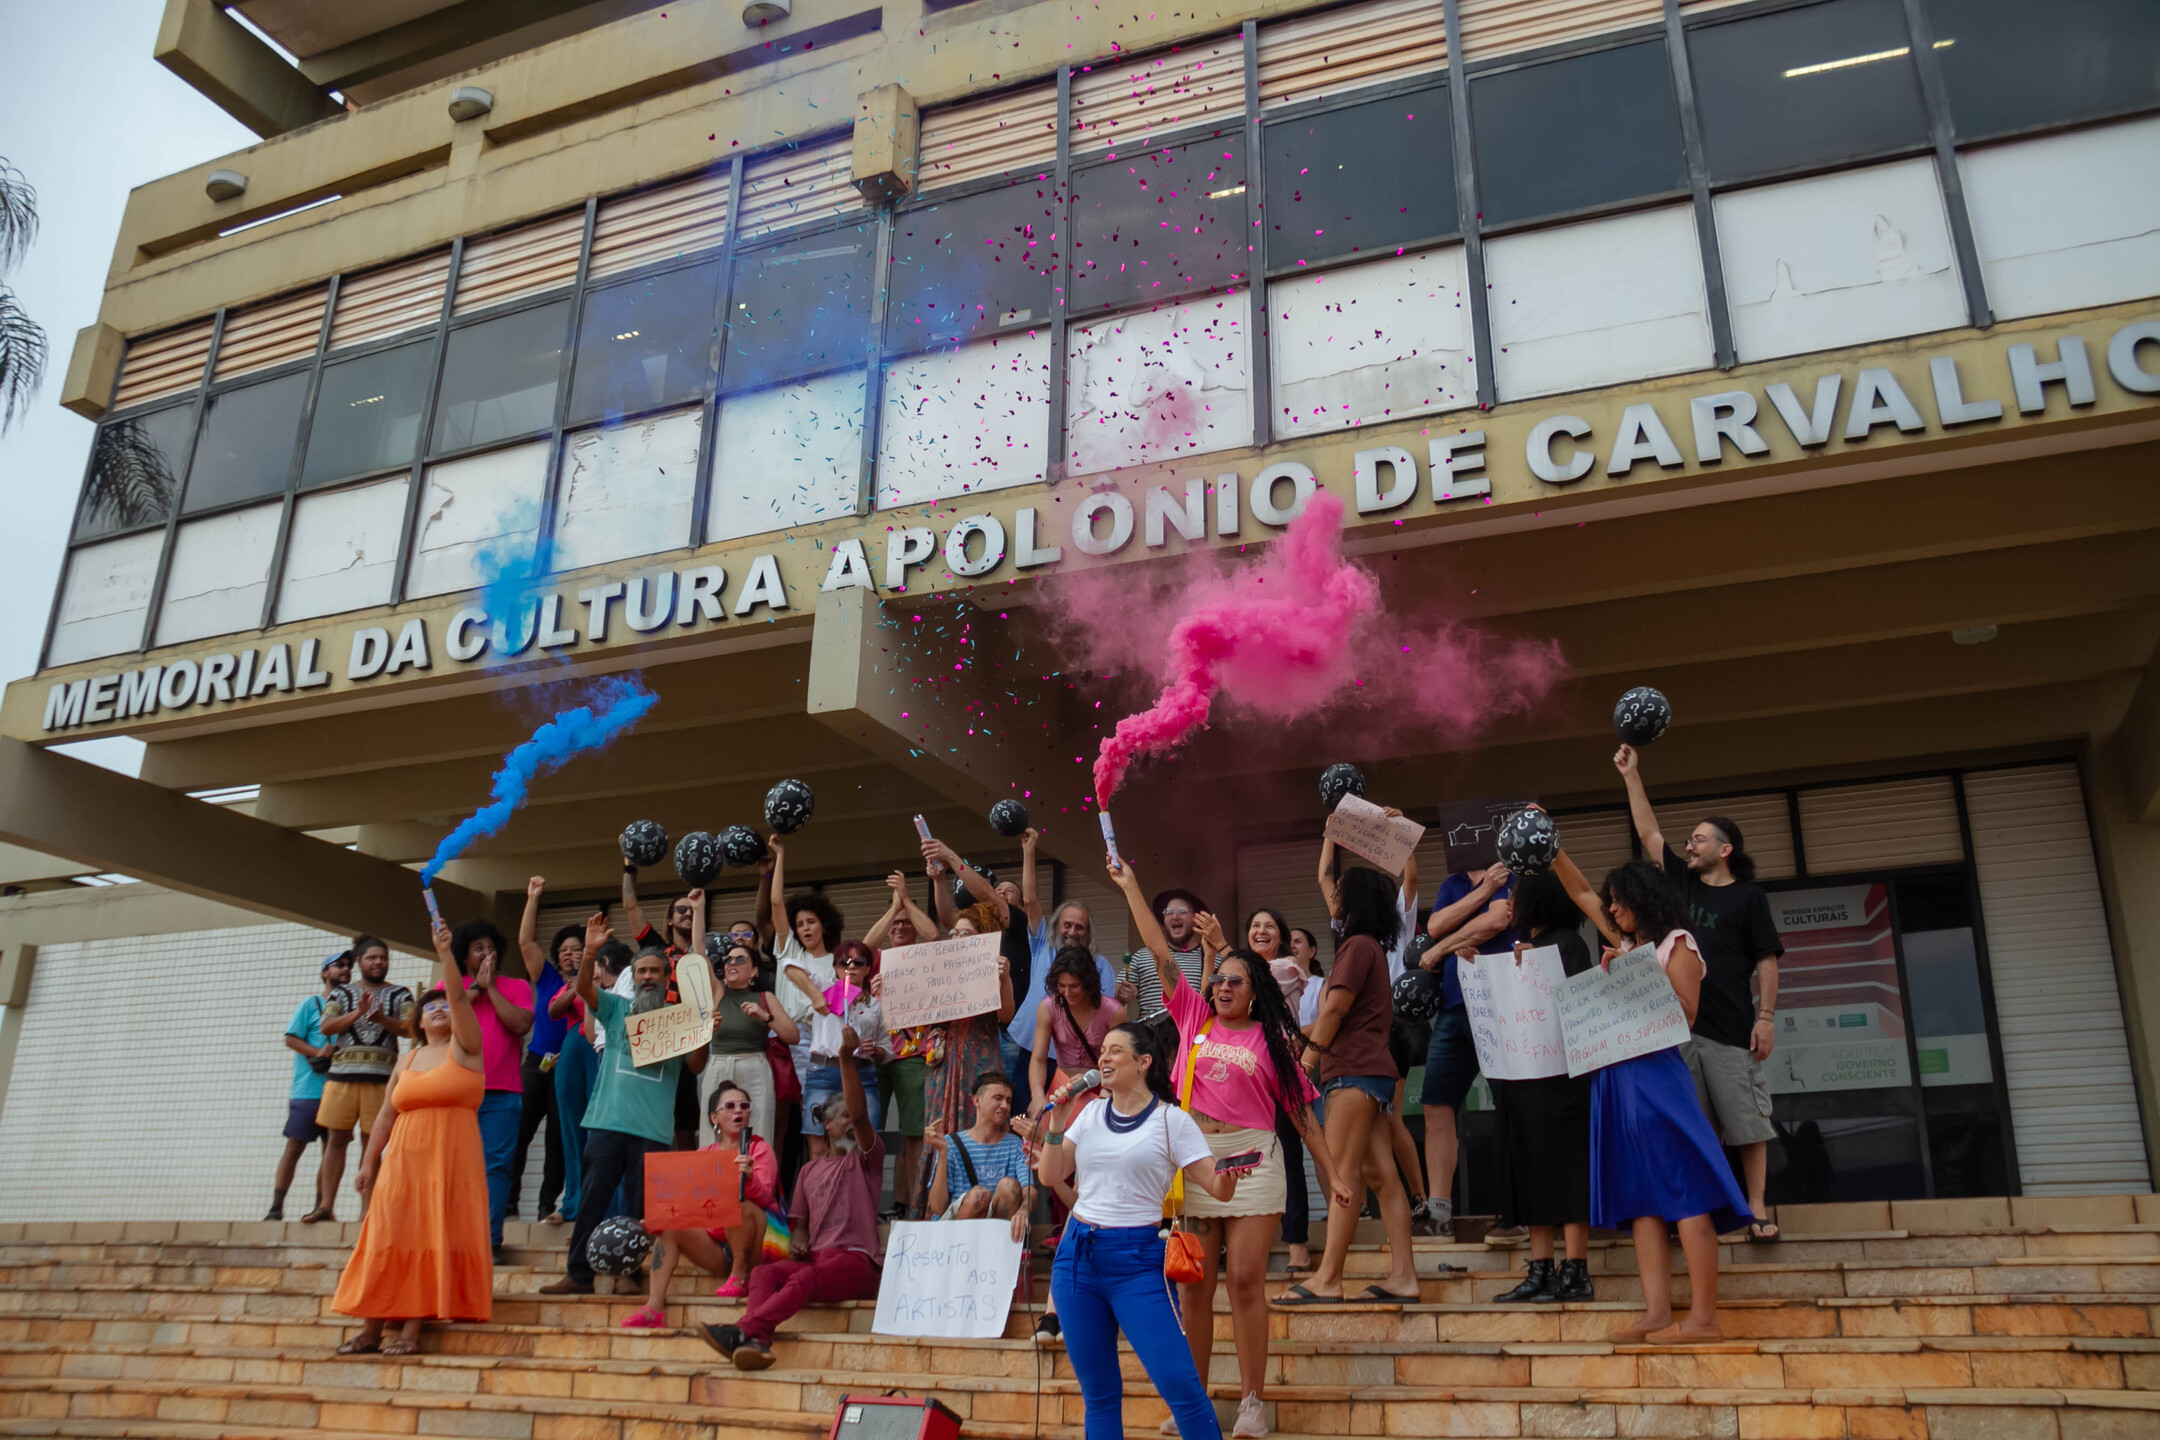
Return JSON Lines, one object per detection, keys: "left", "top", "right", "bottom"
{"left": 1584, "top": 860, "right": 1751, "bottom": 1344}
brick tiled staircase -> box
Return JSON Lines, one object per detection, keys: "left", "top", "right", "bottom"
{"left": 1, "top": 1197, "right": 2156, "bottom": 1439}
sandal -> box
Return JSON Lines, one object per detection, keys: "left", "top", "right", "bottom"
{"left": 381, "top": 1337, "right": 419, "bottom": 1356}
{"left": 621, "top": 1306, "right": 669, "bottom": 1329}
{"left": 1746, "top": 1219, "right": 1781, "bottom": 1243}
{"left": 1271, "top": 1283, "right": 1340, "bottom": 1307}
{"left": 335, "top": 1335, "right": 381, "bottom": 1355}
{"left": 1357, "top": 1284, "right": 1417, "bottom": 1305}
{"left": 715, "top": 1277, "right": 747, "bottom": 1299}
{"left": 300, "top": 1206, "right": 335, "bottom": 1225}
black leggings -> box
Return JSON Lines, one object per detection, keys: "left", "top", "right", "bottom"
{"left": 510, "top": 1050, "right": 562, "bottom": 1216}
{"left": 1278, "top": 1112, "right": 1308, "bottom": 1247}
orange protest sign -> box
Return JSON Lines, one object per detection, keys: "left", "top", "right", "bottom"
{"left": 642, "top": 1148, "right": 743, "bottom": 1233}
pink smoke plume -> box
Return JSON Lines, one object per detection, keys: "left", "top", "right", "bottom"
{"left": 1086, "top": 491, "right": 1559, "bottom": 802}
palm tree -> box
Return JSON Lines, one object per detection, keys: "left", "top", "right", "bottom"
{"left": 0, "top": 158, "right": 46, "bottom": 434}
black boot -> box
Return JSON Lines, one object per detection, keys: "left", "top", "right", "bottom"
{"left": 1494, "top": 1258, "right": 1556, "bottom": 1303}
{"left": 1553, "top": 1258, "right": 1594, "bottom": 1302}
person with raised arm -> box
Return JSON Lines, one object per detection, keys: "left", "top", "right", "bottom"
{"left": 625, "top": 1079, "right": 782, "bottom": 1326}
{"left": 911, "top": 837, "right": 1020, "bottom": 1213}
{"left": 544, "top": 917, "right": 597, "bottom": 1226}
{"left": 705, "top": 936, "right": 798, "bottom": 1148}
{"left": 864, "top": 870, "right": 940, "bottom": 1211}
{"left": 760, "top": 835, "right": 845, "bottom": 1160}
{"left": 510, "top": 878, "right": 570, "bottom": 1225}
{"left": 1412, "top": 864, "right": 1517, "bottom": 1237}
{"left": 925, "top": 1071, "right": 1036, "bottom": 1235}
{"left": 447, "top": 913, "right": 533, "bottom": 1260}
{"left": 331, "top": 918, "right": 491, "bottom": 1355}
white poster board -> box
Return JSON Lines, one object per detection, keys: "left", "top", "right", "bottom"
{"left": 1556, "top": 944, "right": 1689, "bottom": 1077}
{"left": 1456, "top": 944, "right": 1569, "bottom": 1080}
{"left": 1324, "top": 793, "right": 1426, "bottom": 874}
{"left": 879, "top": 932, "right": 1005, "bottom": 1030}
{"left": 872, "top": 1219, "right": 1026, "bottom": 1339}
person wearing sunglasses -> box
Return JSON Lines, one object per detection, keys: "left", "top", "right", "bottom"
{"left": 704, "top": 940, "right": 798, "bottom": 1149}
{"left": 801, "top": 941, "right": 886, "bottom": 1155}
{"left": 626, "top": 1079, "right": 782, "bottom": 1327}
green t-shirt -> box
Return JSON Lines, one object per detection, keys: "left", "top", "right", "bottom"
{"left": 582, "top": 989, "right": 684, "bottom": 1146}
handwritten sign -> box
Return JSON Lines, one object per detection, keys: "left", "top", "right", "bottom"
{"left": 644, "top": 1147, "right": 743, "bottom": 1232}
{"left": 1556, "top": 944, "right": 1689, "bottom": 1077}
{"left": 1324, "top": 793, "right": 1426, "bottom": 875}
{"left": 1456, "top": 945, "right": 1569, "bottom": 1080}
{"left": 879, "top": 932, "right": 1004, "bottom": 1030}
{"left": 627, "top": 954, "right": 717, "bottom": 1066}
{"left": 873, "top": 1220, "right": 1026, "bottom": 1339}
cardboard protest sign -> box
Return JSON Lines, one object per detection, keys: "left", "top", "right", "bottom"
{"left": 1324, "top": 793, "right": 1426, "bottom": 875}
{"left": 1436, "top": 797, "right": 1537, "bottom": 874}
{"left": 627, "top": 953, "right": 717, "bottom": 1066}
{"left": 1456, "top": 945, "right": 1569, "bottom": 1080}
{"left": 643, "top": 1147, "right": 743, "bottom": 1232}
{"left": 1556, "top": 944, "right": 1690, "bottom": 1077}
{"left": 873, "top": 1219, "right": 1026, "bottom": 1339}
{"left": 878, "top": 932, "right": 1004, "bottom": 1030}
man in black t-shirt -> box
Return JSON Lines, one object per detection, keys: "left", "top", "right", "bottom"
{"left": 1616, "top": 744, "right": 1784, "bottom": 1241}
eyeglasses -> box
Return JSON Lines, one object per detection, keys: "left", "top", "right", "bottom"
{"left": 1162, "top": 906, "right": 1194, "bottom": 919}
{"left": 1210, "top": 976, "right": 1249, "bottom": 991}
{"left": 717, "top": 1101, "right": 752, "bottom": 1113}
{"left": 421, "top": 1000, "right": 450, "bottom": 1014}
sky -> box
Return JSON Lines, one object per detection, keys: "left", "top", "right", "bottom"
{"left": 0, "top": 0, "right": 257, "bottom": 776}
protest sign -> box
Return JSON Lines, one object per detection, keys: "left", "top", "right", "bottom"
{"left": 1436, "top": 796, "right": 1537, "bottom": 873}
{"left": 1556, "top": 944, "right": 1690, "bottom": 1077}
{"left": 873, "top": 1219, "right": 1026, "bottom": 1339}
{"left": 643, "top": 1147, "right": 743, "bottom": 1232}
{"left": 1324, "top": 793, "right": 1426, "bottom": 874}
{"left": 879, "top": 932, "right": 1004, "bottom": 1030}
{"left": 1456, "top": 945, "right": 1569, "bottom": 1080}
{"left": 627, "top": 953, "right": 717, "bottom": 1066}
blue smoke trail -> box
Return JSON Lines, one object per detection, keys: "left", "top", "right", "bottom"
{"left": 420, "top": 674, "right": 660, "bottom": 885}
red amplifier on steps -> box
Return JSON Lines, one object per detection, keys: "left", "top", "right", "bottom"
{"left": 825, "top": 1395, "right": 963, "bottom": 1440}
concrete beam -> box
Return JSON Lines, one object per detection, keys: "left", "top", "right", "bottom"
{"left": 58, "top": 322, "right": 124, "bottom": 422}
{"left": 0, "top": 737, "right": 487, "bottom": 954}
{"left": 154, "top": 0, "right": 345, "bottom": 139}
{"left": 2108, "top": 643, "right": 2160, "bottom": 823}
{"left": 296, "top": 0, "right": 607, "bottom": 94}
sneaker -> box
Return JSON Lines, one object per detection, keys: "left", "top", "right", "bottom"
{"left": 1159, "top": 1419, "right": 1179, "bottom": 1436}
{"left": 701, "top": 1323, "right": 744, "bottom": 1359}
{"left": 733, "top": 1336, "right": 775, "bottom": 1370}
{"left": 537, "top": 1277, "right": 594, "bottom": 1295}
{"left": 1411, "top": 1199, "right": 1453, "bottom": 1238}
{"left": 1233, "top": 1393, "right": 1269, "bottom": 1439}
{"left": 1032, "top": 1312, "right": 1062, "bottom": 1346}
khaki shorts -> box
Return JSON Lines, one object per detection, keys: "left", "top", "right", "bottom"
{"left": 317, "top": 1079, "right": 387, "bottom": 1136}
{"left": 1683, "top": 1036, "right": 1777, "bottom": 1146}
{"left": 1183, "top": 1126, "right": 1287, "bottom": 1220}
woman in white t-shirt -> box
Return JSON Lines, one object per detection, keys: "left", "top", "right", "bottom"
{"left": 754, "top": 836, "right": 842, "bottom": 1158}
{"left": 1032, "top": 1020, "right": 1245, "bottom": 1440}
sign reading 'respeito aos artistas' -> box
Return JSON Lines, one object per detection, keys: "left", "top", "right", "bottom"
{"left": 1457, "top": 944, "right": 1570, "bottom": 1081}
{"left": 877, "top": 932, "right": 1005, "bottom": 1031}
{"left": 874, "top": 1219, "right": 1027, "bottom": 1340}
{"left": 1557, "top": 944, "right": 1690, "bottom": 1078}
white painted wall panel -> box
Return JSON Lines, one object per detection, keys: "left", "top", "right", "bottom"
{"left": 154, "top": 502, "right": 281, "bottom": 646}
{"left": 1717, "top": 158, "right": 1966, "bottom": 364}
{"left": 707, "top": 370, "right": 865, "bottom": 543}
{"left": 405, "top": 440, "right": 551, "bottom": 600}
{"left": 47, "top": 532, "right": 164, "bottom": 666}
{"left": 1961, "top": 114, "right": 2160, "bottom": 321}
{"left": 1486, "top": 205, "right": 1713, "bottom": 401}
{"left": 1066, "top": 290, "right": 1253, "bottom": 477}
{"left": 552, "top": 408, "right": 703, "bottom": 573}
{"left": 878, "top": 332, "right": 1051, "bottom": 508}
{"left": 277, "top": 477, "right": 410, "bottom": 623}
{"left": 1271, "top": 245, "right": 1474, "bottom": 436}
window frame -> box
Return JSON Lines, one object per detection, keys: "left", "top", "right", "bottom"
{"left": 562, "top": 254, "right": 726, "bottom": 432}
{"left": 1062, "top": 115, "right": 1255, "bottom": 324}
{"left": 882, "top": 171, "right": 1061, "bottom": 357}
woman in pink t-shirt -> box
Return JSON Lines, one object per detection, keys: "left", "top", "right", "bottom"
{"left": 1110, "top": 853, "right": 1353, "bottom": 1440}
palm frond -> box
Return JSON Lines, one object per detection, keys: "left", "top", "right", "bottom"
{"left": 83, "top": 416, "right": 179, "bottom": 531}
{"left": 0, "top": 161, "right": 35, "bottom": 274}
{"left": 0, "top": 284, "right": 46, "bottom": 433}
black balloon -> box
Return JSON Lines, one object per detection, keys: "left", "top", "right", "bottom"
{"left": 1319, "top": 762, "right": 1367, "bottom": 813}
{"left": 673, "top": 830, "right": 722, "bottom": 888}
{"left": 765, "top": 778, "right": 815, "bottom": 834}
{"left": 1392, "top": 965, "right": 1445, "bottom": 1024}
{"left": 585, "top": 1216, "right": 653, "bottom": 1275}
{"left": 720, "top": 825, "right": 766, "bottom": 867}
{"left": 1495, "top": 808, "right": 1560, "bottom": 876}
{"left": 955, "top": 865, "right": 999, "bottom": 908}
{"left": 989, "top": 798, "right": 1030, "bottom": 836}
{"left": 619, "top": 819, "right": 669, "bottom": 868}
{"left": 1613, "top": 686, "right": 1673, "bottom": 746}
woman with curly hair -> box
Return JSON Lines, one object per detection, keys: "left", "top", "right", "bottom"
{"left": 1028, "top": 945, "right": 1123, "bottom": 1133}
{"left": 758, "top": 835, "right": 846, "bottom": 1160}
{"left": 910, "top": 837, "right": 1017, "bottom": 1215}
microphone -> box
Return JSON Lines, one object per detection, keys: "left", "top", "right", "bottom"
{"left": 1045, "top": 1069, "right": 1103, "bottom": 1107}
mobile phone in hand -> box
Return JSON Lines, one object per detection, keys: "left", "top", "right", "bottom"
{"left": 1215, "top": 1150, "right": 1265, "bottom": 1175}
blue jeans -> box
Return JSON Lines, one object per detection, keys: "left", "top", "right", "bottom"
{"left": 802, "top": 1064, "right": 880, "bottom": 1135}
{"left": 1001, "top": 1032, "right": 1032, "bottom": 1112}
{"left": 1421, "top": 1003, "right": 1480, "bottom": 1111}
{"left": 477, "top": 1090, "right": 522, "bottom": 1248}
{"left": 553, "top": 1036, "right": 597, "bottom": 1219}
{"left": 1052, "top": 1220, "right": 1221, "bottom": 1440}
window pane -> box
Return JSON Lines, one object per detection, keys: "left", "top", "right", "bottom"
{"left": 48, "top": 530, "right": 164, "bottom": 666}
{"left": 303, "top": 339, "right": 431, "bottom": 488}
{"left": 1471, "top": 41, "right": 1687, "bottom": 228}
{"left": 1264, "top": 82, "right": 1456, "bottom": 269}
{"left": 432, "top": 300, "right": 570, "bottom": 453}
{"left": 76, "top": 405, "right": 191, "bottom": 540}
{"left": 1069, "top": 135, "right": 1249, "bottom": 308}
{"left": 278, "top": 475, "right": 410, "bottom": 622}
{"left": 406, "top": 440, "right": 550, "bottom": 600}
{"left": 155, "top": 500, "right": 280, "bottom": 645}
{"left": 886, "top": 184, "right": 1058, "bottom": 352}
{"left": 553, "top": 408, "right": 704, "bottom": 572}
{"left": 1689, "top": 0, "right": 1930, "bottom": 184}
{"left": 1925, "top": 0, "right": 2160, "bottom": 140}
{"left": 722, "top": 230, "right": 874, "bottom": 393}
{"left": 184, "top": 370, "right": 309, "bottom": 513}
{"left": 567, "top": 262, "right": 721, "bottom": 425}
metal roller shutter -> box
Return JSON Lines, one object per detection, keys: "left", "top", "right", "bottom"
{"left": 452, "top": 210, "right": 584, "bottom": 315}
{"left": 212, "top": 286, "right": 328, "bottom": 381}
{"left": 916, "top": 84, "right": 1060, "bottom": 193}
{"left": 1799, "top": 778, "right": 1964, "bottom": 875}
{"left": 1454, "top": 0, "right": 1662, "bottom": 62}
{"left": 1057, "top": 861, "right": 1132, "bottom": 960}
{"left": 1070, "top": 35, "right": 1249, "bottom": 156}
{"left": 589, "top": 170, "right": 732, "bottom": 280}
{"left": 328, "top": 250, "right": 451, "bottom": 350}
{"left": 1256, "top": 0, "right": 1447, "bottom": 110}
{"left": 111, "top": 317, "right": 215, "bottom": 411}
{"left": 1657, "top": 792, "right": 1798, "bottom": 880}
{"left": 1963, "top": 764, "right": 2149, "bottom": 1193}
{"left": 1236, "top": 838, "right": 1333, "bottom": 961}
{"left": 737, "top": 135, "right": 862, "bottom": 243}
{"left": 1556, "top": 807, "right": 1638, "bottom": 887}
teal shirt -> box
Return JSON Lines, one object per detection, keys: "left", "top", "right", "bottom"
{"left": 582, "top": 990, "right": 684, "bottom": 1146}
{"left": 286, "top": 996, "right": 328, "bottom": 1102}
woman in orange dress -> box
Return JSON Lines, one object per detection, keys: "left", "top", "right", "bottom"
{"left": 333, "top": 918, "right": 493, "bottom": 1354}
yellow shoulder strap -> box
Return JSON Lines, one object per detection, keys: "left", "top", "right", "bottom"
{"left": 1166, "top": 1018, "right": 1215, "bottom": 1216}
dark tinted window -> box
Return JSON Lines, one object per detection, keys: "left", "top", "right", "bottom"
{"left": 886, "top": 183, "right": 1058, "bottom": 352}
{"left": 567, "top": 261, "right": 721, "bottom": 424}
{"left": 183, "top": 370, "right": 308, "bottom": 513}
{"left": 302, "top": 339, "right": 431, "bottom": 488}
{"left": 1264, "top": 81, "right": 1456, "bottom": 269}
{"left": 1689, "top": 0, "right": 1930, "bottom": 184}
{"left": 1924, "top": 0, "right": 2160, "bottom": 139}
{"left": 432, "top": 300, "right": 571, "bottom": 453}
{"left": 722, "top": 228, "right": 874, "bottom": 392}
{"left": 1069, "top": 135, "right": 1248, "bottom": 308}
{"left": 1471, "top": 41, "right": 1687, "bottom": 227}
{"left": 76, "top": 404, "right": 192, "bottom": 539}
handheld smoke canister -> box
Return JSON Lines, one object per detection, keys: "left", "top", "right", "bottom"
{"left": 423, "top": 887, "right": 443, "bottom": 930}
{"left": 1099, "top": 812, "right": 1122, "bottom": 868}
{"left": 912, "top": 814, "right": 934, "bottom": 843}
